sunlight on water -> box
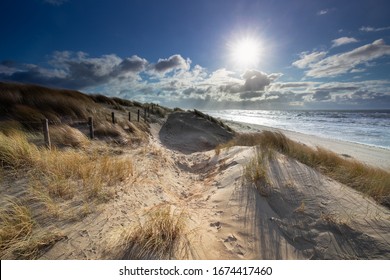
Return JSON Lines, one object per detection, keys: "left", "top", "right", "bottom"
{"left": 205, "top": 110, "right": 390, "bottom": 150}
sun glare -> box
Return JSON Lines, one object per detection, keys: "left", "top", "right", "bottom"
{"left": 231, "top": 37, "right": 261, "bottom": 68}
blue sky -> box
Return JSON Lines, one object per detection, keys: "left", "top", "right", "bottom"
{"left": 1, "top": 0, "right": 390, "bottom": 109}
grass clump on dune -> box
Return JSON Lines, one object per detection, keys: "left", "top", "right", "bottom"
{"left": 243, "top": 147, "right": 272, "bottom": 196}
{"left": 0, "top": 131, "right": 39, "bottom": 170}
{"left": 0, "top": 197, "right": 65, "bottom": 259}
{"left": 221, "top": 131, "right": 390, "bottom": 207}
{"left": 116, "top": 204, "right": 189, "bottom": 260}
{"left": 0, "top": 129, "right": 134, "bottom": 258}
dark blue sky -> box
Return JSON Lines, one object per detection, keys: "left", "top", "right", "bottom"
{"left": 1, "top": 0, "right": 390, "bottom": 109}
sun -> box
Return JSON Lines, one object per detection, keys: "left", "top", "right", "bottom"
{"left": 230, "top": 37, "right": 262, "bottom": 68}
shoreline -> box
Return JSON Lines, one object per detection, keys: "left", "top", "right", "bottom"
{"left": 225, "top": 119, "right": 390, "bottom": 170}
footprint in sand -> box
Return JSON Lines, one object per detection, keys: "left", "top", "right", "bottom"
{"left": 223, "top": 234, "right": 246, "bottom": 256}
{"left": 210, "top": 221, "right": 221, "bottom": 229}
{"left": 224, "top": 234, "right": 237, "bottom": 242}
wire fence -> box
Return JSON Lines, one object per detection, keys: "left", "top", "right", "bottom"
{"left": 2, "top": 107, "right": 154, "bottom": 149}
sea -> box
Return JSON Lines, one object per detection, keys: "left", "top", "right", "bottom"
{"left": 204, "top": 110, "right": 390, "bottom": 150}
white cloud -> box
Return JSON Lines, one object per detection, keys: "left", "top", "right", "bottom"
{"left": 331, "top": 37, "right": 358, "bottom": 48}
{"left": 292, "top": 51, "right": 327, "bottom": 69}
{"left": 3, "top": 49, "right": 390, "bottom": 109}
{"left": 293, "top": 39, "right": 390, "bottom": 78}
{"left": 317, "top": 9, "right": 329, "bottom": 15}
{"left": 360, "top": 26, "right": 390, "bottom": 32}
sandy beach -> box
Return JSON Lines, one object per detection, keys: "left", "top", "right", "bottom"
{"left": 225, "top": 120, "right": 390, "bottom": 170}
{"left": 32, "top": 111, "right": 389, "bottom": 260}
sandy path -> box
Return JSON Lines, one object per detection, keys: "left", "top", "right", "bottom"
{"left": 40, "top": 112, "right": 390, "bottom": 259}
{"left": 194, "top": 146, "right": 390, "bottom": 259}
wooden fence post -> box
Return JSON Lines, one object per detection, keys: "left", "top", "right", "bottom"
{"left": 88, "top": 117, "right": 94, "bottom": 139}
{"left": 42, "top": 118, "right": 51, "bottom": 149}
{"left": 128, "top": 112, "right": 131, "bottom": 122}
{"left": 111, "top": 112, "right": 115, "bottom": 124}
{"left": 137, "top": 109, "right": 140, "bottom": 122}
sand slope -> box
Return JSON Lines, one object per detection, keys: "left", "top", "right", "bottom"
{"left": 159, "top": 112, "right": 234, "bottom": 154}
{"left": 226, "top": 120, "right": 390, "bottom": 170}
{"left": 39, "top": 112, "right": 390, "bottom": 259}
{"left": 198, "top": 147, "right": 390, "bottom": 259}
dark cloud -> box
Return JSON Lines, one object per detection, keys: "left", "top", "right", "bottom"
{"left": 153, "top": 54, "right": 190, "bottom": 73}
{"left": 319, "top": 86, "right": 359, "bottom": 92}
{"left": 218, "top": 83, "right": 242, "bottom": 94}
{"left": 242, "top": 70, "right": 274, "bottom": 91}
{"left": 240, "top": 91, "right": 264, "bottom": 100}
{"left": 216, "top": 70, "right": 281, "bottom": 99}
{"left": 0, "top": 65, "right": 65, "bottom": 87}
{"left": 182, "top": 87, "right": 208, "bottom": 95}
{"left": 1, "top": 60, "right": 16, "bottom": 67}
{"left": 0, "top": 52, "right": 148, "bottom": 89}
{"left": 117, "top": 55, "right": 148, "bottom": 73}
{"left": 276, "top": 82, "right": 317, "bottom": 89}
{"left": 312, "top": 90, "right": 332, "bottom": 101}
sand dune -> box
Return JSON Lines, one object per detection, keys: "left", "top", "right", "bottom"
{"left": 225, "top": 120, "right": 390, "bottom": 170}
{"left": 198, "top": 146, "right": 390, "bottom": 259}
{"left": 159, "top": 112, "right": 234, "bottom": 154}
{"left": 39, "top": 111, "right": 390, "bottom": 259}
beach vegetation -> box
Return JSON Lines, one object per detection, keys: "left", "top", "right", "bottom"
{"left": 222, "top": 131, "right": 390, "bottom": 207}
{"left": 0, "top": 127, "right": 134, "bottom": 258}
{"left": 114, "top": 204, "right": 190, "bottom": 259}
{"left": 0, "top": 197, "right": 66, "bottom": 259}
{"left": 243, "top": 146, "right": 271, "bottom": 196}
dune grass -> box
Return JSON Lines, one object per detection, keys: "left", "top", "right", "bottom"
{"left": 221, "top": 131, "right": 390, "bottom": 207}
{"left": 0, "top": 129, "right": 134, "bottom": 258}
{"left": 0, "top": 130, "right": 133, "bottom": 199}
{"left": 0, "top": 197, "right": 66, "bottom": 259}
{"left": 50, "top": 125, "right": 90, "bottom": 148}
{"left": 0, "top": 82, "right": 162, "bottom": 151}
{"left": 0, "top": 82, "right": 168, "bottom": 259}
{"left": 243, "top": 146, "right": 272, "bottom": 196}
{"left": 0, "top": 82, "right": 97, "bottom": 126}
{"left": 116, "top": 204, "right": 189, "bottom": 260}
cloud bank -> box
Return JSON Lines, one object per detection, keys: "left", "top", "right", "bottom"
{"left": 293, "top": 39, "right": 390, "bottom": 78}
{"left": 1, "top": 43, "right": 389, "bottom": 110}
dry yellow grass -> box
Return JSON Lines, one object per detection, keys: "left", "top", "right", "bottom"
{"left": 0, "top": 82, "right": 152, "bottom": 145}
{"left": 222, "top": 131, "right": 390, "bottom": 207}
{"left": 50, "top": 125, "right": 90, "bottom": 148}
{"left": 115, "top": 204, "right": 189, "bottom": 260}
{"left": 0, "top": 82, "right": 161, "bottom": 259}
{"left": 243, "top": 147, "right": 271, "bottom": 196}
{"left": 0, "top": 131, "right": 39, "bottom": 170}
{"left": 0, "top": 129, "right": 134, "bottom": 258}
{"left": 0, "top": 197, "right": 66, "bottom": 259}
